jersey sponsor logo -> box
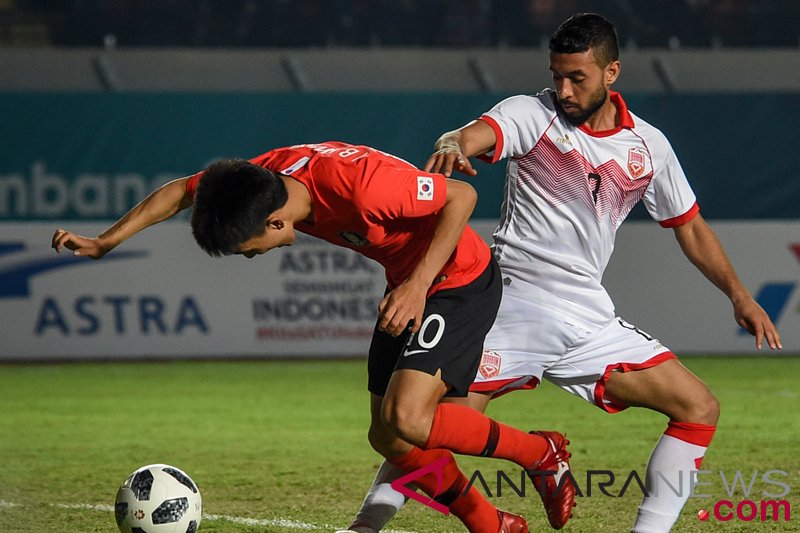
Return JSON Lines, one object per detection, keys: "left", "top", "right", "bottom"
{"left": 0, "top": 241, "right": 146, "bottom": 298}
{"left": 627, "top": 147, "right": 651, "bottom": 179}
{"left": 479, "top": 349, "right": 502, "bottom": 379}
{"left": 417, "top": 176, "right": 434, "bottom": 201}
{"left": 339, "top": 231, "right": 370, "bottom": 246}
{"left": 555, "top": 133, "right": 573, "bottom": 147}
{"left": 403, "top": 349, "right": 429, "bottom": 357}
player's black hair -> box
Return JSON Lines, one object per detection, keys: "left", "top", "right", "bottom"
{"left": 190, "top": 159, "right": 288, "bottom": 256}
{"left": 549, "top": 13, "right": 619, "bottom": 67}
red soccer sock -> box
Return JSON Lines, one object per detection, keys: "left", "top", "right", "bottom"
{"left": 664, "top": 421, "right": 717, "bottom": 468}
{"left": 389, "top": 447, "right": 500, "bottom": 533}
{"left": 423, "top": 403, "right": 549, "bottom": 467}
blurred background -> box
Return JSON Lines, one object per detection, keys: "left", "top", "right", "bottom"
{"left": 1, "top": 0, "right": 798, "bottom": 361}
{"left": 1, "top": 8, "right": 797, "bottom": 533}
{"left": 2, "top": 0, "right": 800, "bottom": 48}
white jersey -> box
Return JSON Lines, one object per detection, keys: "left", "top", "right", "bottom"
{"left": 479, "top": 89, "right": 698, "bottom": 326}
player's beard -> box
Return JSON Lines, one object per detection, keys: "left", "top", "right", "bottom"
{"left": 560, "top": 86, "right": 607, "bottom": 126}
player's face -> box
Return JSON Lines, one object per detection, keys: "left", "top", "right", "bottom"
{"left": 235, "top": 221, "right": 295, "bottom": 258}
{"left": 549, "top": 49, "right": 614, "bottom": 126}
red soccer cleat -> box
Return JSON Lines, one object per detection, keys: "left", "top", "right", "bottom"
{"left": 527, "top": 431, "right": 576, "bottom": 529}
{"left": 497, "top": 509, "right": 529, "bottom": 533}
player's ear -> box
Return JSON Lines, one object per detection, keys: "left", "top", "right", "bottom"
{"left": 605, "top": 60, "right": 620, "bottom": 86}
{"left": 267, "top": 218, "right": 285, "bottom": 230}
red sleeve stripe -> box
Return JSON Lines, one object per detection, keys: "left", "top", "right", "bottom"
{"left": 185, "top": 172, "right": 202, "bottom": 198}
{"left": 476, "top": 115, "right": 504, "bottom": 164}
{"left": 659, "top": 202, "right": 700, "bottom": 228}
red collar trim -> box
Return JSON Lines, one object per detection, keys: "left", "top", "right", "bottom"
{"left": 578, "top": 91, "right": 634, "bottom": 137}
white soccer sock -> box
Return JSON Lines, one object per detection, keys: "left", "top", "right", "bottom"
{"left": 631, "top": 421, "right": 716, "bottom": 533}
{"left": 349, "top": 460, "right": 409, "bottom": 531}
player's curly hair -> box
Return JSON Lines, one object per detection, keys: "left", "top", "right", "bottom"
{"left": 191, "top": 159, "right": 288, "bottom": 256}
{"left": 549, "top": 13, "right": 619, "bottom": 68}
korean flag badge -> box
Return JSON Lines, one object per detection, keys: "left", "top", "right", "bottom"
{"left": 417, "top": 176, "right": 434, "bottom": 201}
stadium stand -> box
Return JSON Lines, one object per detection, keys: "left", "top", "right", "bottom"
{"left": 2, "top": 46, "right": 800, "bottom": 93}
{"left": 1, "top": 0, "right": 799, "bottom": 49}
{"left": 1, "top": 2, "right": 799, "bottom": 93}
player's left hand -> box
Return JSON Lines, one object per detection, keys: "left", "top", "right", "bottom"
{"left": 425, "top": 148, "right": 477, "bottom": 178}
{"left": 51, "top": 228, "right": 112, "bottom": 259}
{"left": 733, "top": 297, "right": 782, "bottom": 350}
{"left": 377, "top": 280, "right": 428, "bottom": 337}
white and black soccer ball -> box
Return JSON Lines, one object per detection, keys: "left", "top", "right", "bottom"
{"left": 115, "top": 464, "right": 202, "bottom": 533}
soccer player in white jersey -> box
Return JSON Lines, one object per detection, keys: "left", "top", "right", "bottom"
{"left": 339, "top": 12, "right": 782, "bottom": 533}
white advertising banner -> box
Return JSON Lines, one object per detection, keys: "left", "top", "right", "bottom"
{"left": 603, "top": 220, "right": 798, "bottom": 355}
{"left": 0, "top": 220, "right": 797, "bottom": 360}
{"left": 1, "top": 222, "right": 387, "bottom": 360}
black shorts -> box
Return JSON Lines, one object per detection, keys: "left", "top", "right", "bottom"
{"left": 368, "top": 256, "right": 502, "bottom": 398}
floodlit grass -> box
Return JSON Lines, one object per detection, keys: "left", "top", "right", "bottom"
{"left": 0, "top": 357, "right": 798, "bottom": 532}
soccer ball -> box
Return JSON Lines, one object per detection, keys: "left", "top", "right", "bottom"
{"left": 115, "top": 464, "right": 202, "bottom": 533}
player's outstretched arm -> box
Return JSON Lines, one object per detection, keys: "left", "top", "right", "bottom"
{"left": 424, "top": 119, "right": 496, "bottom": 177}
{"left": 673, "top": 213, "right": 782, "bottom": 350}
{"left": 51, "top": 177, "right": 193, "bottom": 259}
{"left": 377, "top": 179, "right": 478, "bottom": 337}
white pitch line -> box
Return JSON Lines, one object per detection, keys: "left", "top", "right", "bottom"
{"left": 205, "top": 513, "right": 329, "bottom": 529}
{"left": 0, "top": 500, "right": 418, "bottom": 533}
{"left": 55, "top": 502, "right": 114, "bottom": 511}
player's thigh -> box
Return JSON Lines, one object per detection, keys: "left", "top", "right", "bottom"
{"left": 395, "top": 258, "right": 502, "bottom": 398}
{"left": 382, "top": 368, "right": 448, "bottom": 432}
{"left": 604, "top": 358, "right": 719, "bottom": 423}
{"left": 366, "top": 318, "right": 406, "bottom": 398}
{"left": 544, "top": 317, "right": 673, "bottom": 411}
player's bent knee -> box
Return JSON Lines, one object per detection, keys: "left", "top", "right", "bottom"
{"left": 680, "top": 388, "right": 720, "bottom": 425}
{"left": 697, "top": 392, "right": 720, "bottom": 425}
{"left": 380, "top": 404, "right": 430, "bottom": 447}
{"left": 368, "top": 422, "right": 401, "bottom": 458}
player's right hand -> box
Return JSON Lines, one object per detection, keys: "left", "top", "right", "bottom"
{"left": 51, "top": 229, "right": 111, "bottom": 259}
{"left": 424, "top": 148, "right": 477, "bottom": 178}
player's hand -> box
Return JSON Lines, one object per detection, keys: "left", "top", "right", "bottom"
{"left": 424, "top": 148, "right": 477, "bottom": 178}
{"left": 51, "top": 229, "right": 112, "bottom": 259}
{"left": 377, "top": 279, "right": 428, "bottom": 337}
{"left": 733, "top": 297, "right": 782, "bottom": 350}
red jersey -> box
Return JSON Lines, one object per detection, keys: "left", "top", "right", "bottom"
{"left": 186, "top": 142, "right": 490, "bottom": 294}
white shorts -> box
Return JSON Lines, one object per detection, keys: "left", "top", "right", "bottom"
{"left": 469, "top": 279, "right": 676, "bottom": 412}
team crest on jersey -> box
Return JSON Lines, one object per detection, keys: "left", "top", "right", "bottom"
{"left": 479, "top": 350, "right": 502, "bottom": 379}
{"left": 417, "top": 176, "right": 434, "bottom": 200}
{"left": 627, "top": 147, "right": 651, "bottom": 179}
{"left": 340, "top": 231, "right": 370, "bottom": 246}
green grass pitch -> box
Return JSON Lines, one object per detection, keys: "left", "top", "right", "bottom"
{"left": 1, "top": 357, "right": 797, "bottom": 532}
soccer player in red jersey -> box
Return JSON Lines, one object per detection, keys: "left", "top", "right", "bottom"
{"left": 340, "top": 13, "right": 782, "bottom": 533}
{"left": 52, "top": 141, "right": 577, "bottom": 533}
